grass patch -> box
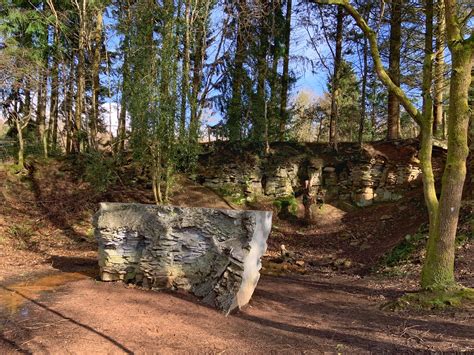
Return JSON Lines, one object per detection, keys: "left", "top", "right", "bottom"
{"left": 216, "top": 183, "right": 246, "bottom": 205}
{"left": 385, "top": 287, "right": 474, "bottom": 310}
{"left": 7, "top": 224, "right": 35, "bottom": 250}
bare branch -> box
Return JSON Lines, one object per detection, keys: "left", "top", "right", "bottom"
{"left": 308, "top": 0, "right": 422, "bottom": 125}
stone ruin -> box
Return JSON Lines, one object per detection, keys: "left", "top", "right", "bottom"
{"left": 93, "top": 203, "right": 272, "bottom": 314}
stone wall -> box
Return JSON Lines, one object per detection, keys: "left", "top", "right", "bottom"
{"left": 196, "top": 140, "right": 444, "bottom": 207}
{"left": 93, "top": 203, "right": 272, "bottom": 314}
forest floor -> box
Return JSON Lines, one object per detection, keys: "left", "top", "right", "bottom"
{"left": 0, "top": 158, "right": 473, "bottom": 353}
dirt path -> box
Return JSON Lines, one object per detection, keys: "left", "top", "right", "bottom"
{"left": 1, "top": 271, "right": 473, "bottom": 354}
{"left": 1, "top": 160, "right": 473, "bottom": 353}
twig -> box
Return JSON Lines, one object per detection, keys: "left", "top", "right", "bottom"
{"left": 24, "top": 319, "right": 68, "bottom": 330}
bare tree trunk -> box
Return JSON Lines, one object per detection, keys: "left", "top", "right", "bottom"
{"left": 279, "top": 0, "right": 292, "bottom": 140}
{"left": 387, "top": 0, "right": 402, "bottom": 140}
{"left": 74, "top": 0, "right": 87, "bottom": 153}
{"left": 329, "top": 5, "right": 343, "bottom": 148}
{"left": 254, "top": 4, "right": 269, "bottom": 140}
{"left": 15, "top": 116, "right": 26, "bottom": 169}
{"left": 90, "top": 7, "right": 103, "bottom": 150}
{"left": 65, "top": 62, "right": 74, "bottom": 155}
{"left": 190, "top": 20, "right": 204, "bottom": 143}
{"left": 37, "top": 71, "right": 48, "bottom": 158}
{"left": 433, "top": 0, "right": 445, "bottom": 138}
{"left": 49, "top": 27, "right": 60, "bottom": 150}
{"left": 228, "top": 1, "right": 246, "bottom": 141}
{"left": 24, "top": 88, "right": 31, "bottom": 118}
{"left": 269, "top": 0, "right": 282, "bottom": 140}
{"left": 358, "top": 36, "right": 368, "bottom": 144}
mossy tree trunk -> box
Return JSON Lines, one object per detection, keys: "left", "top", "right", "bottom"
{"left": 433, "top": 0, "right": 446, "bottom": 138}
{"left": 421, "top": 38, "right": 473, "bottom": 289}
{"left": 310, "top": 0, "right": 473, "bottom": 290}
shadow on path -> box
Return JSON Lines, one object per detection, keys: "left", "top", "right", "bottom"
{"left": 0, "top": 285, "right": 133, "bottom": 354}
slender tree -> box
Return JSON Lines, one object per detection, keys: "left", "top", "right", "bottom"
{"left": 279, "top": 0, "right": 292, "bottom": 139}
{"left": 387, "top": 0, "right": 402, "bottom": 140}
{"left": 328, "top": 5, "right": 344, "bottom": 147}
{"left": 433, "top": 0, "right": 446, "bottom": 138}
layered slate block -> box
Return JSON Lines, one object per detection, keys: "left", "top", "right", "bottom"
{"left": 93, "top": 203, "right": 272, "bottom": 314}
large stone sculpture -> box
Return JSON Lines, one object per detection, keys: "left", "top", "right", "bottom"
{"left": 93, "top": 203, "right": 272, "bottom": 314}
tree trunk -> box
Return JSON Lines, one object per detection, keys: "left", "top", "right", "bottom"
{"left": 329, "top": 5, "right": 343, "bottom": 148}
{"left": 254, "top": 5, "right": 269, "bottom": 140}
{"left": 190, "top": 15, "right": 204, "bottom": 143}
{"left": 417, "top": 0, "right": 440, "bottom": 290}
{"left": 49, "top": 27, "right": 60, "bottom": 150}
{"left": 421, "top": 42, "right": 473, "bottom": 290}
{"left": 90, "top": 7, "right": 103, "bottom": 150}
{"left": 15, "top": 116, "right": 25, "bottom": 170}
{"left": 433, "top": 0, "right": 445, "bottom": 138}
{"left": 358, "top": 36, "right": 368, "bottom": 144}
{"left": 74, "top": 0, "right": 87, "bottom": 153}
{"left": 306, "top": 0, "right": 472, "bottom": 291}
{"left": 228, "top": 1, "right": 246, "bottom": 141}
{"left": 179, "top": 0, "right": 190, "bottom": 138}
{"left": 269, "top": 0, "right": 282, "bottom": 140}
{"left": 279, "top": 0, "right": 292, "bottom": 140}
{"left": 24, "top": 88, "right": 31, "bottom": 119}
{"left": 37, "top": 71, "right": 48, "bottom": 158}
{"left": 65, "top": 62, "right": 74, "bottom": 155}
{"left": 387, "top": 0, "right": 402, "bottom": 140}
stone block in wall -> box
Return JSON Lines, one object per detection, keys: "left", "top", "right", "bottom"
{"left": 352, "top": 187, "right": 374, "bottom": 207}
{"left": 93, "top": 203, "right": 272, "bottom": 314}
{"left": 244, "top": 180, "right": 264, "bottom": 196}
{"left": 385, "top": 171, "right": 398, "bottom": 185}
{"left": 264, "top": 178, "right": 293, "bottom": 197}
{"left": 374, "top": 188, "right": 392, "bottom": 202}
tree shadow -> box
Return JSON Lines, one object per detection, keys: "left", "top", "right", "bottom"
{"left": 0, "top": 334, "right": 31, "bottom": 354}
{"left": 236, "top": 312, "right": 423, "bottom": 352}
{"left": 27, "top": 166, "right": 93, "bottom": 244}
{"left": 253, "top": 276, "right": 474, "bottom": 340}
{"left": 0, "top": 285, "right": 133, "bottom": 354}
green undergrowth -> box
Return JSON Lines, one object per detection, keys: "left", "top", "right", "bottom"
{"left": 216, "top": 183, "right": 246, "bottom": 205}
{"left": 7, "top": 223, "right": 36, "bottom": 250}
{"left": 382, "top": 232, "right": 428, "bottom": 267}
{"left": 378, "top": 213, "right": 473, "bottom": 275}
{"left": 273, "top": 195, "right": 298, "bottom": 215}
{"left": 385, "top": 286, "right": 474, "bottom": 311}
{"left": 77, "top": 151, "right": 118, "bottom": 193}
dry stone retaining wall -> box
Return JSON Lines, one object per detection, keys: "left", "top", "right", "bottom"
{"left": 196, "top": 141, "right": 432, "bottom": 207}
